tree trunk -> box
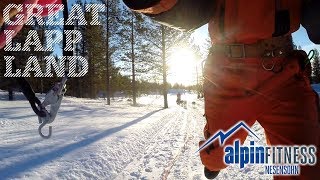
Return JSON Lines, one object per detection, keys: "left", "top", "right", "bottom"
{"left": 106, "top": 0, "right": 111, "bottom": 105}
{"left": 131, "top": 13, "right": 137, "bottom": 106}
{"left": 161, "top": 25, "right": 168, "bottom": 108}
{"left": 62, "top": 0, "right": 73, "bottom": 74}
{"left": 8, "top": 89, "right": 13, "bottom": 101}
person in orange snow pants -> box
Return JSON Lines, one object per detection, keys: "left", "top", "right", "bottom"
{"left": 123, "top": 0, "right": 320, "bottom": 179}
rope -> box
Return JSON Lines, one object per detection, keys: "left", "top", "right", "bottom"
{"left": 11, "top": 61, "right": 46, "bottom": 117}
{"left": 306, "top": 49, "right": 316, "bottom": 66}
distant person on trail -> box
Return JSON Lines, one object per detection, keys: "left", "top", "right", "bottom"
{"left": 176, "top": 92, "right": 181, "bottom": 104}
{"left": 123, "top": 0, "right": 320, "bottom": 179}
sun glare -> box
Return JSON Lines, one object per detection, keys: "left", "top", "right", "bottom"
{"left": 168, "top": 48, "right": 199, "bottom": 86}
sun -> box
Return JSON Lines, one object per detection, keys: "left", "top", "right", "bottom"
{"left": 167, "top": 48, "right": 200, "bottom": 86}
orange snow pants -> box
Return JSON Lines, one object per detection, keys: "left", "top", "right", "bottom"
{"left": 200, "top": 50, "right": 320, "bottom": 179}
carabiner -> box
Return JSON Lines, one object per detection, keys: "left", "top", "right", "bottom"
{"left": 307, "top": 49, "right": 315, "bottom": 61}
{"left": 38, "top": 121, "right": 52, "bottom": 139}
{"left": 261, "top": 58, "right": 276, "bottom": 71}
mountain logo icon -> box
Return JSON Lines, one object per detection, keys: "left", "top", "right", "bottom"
{"left": 197, "top": 121, "right": 260, "bottom": 153}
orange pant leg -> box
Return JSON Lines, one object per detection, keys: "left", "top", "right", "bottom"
{"left": 258, "top": 73, "right": 320, "bottom": 180}
{"left": 200, "top": 55, "right": 280, "bottom": 171}
{"left": 200, "top": 52, "right": 319, "bottom": 178}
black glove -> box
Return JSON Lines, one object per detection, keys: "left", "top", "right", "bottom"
{"left": 123, "top": 0, "right": 161, "bottom": 10}
{"left": 301, "top": 0, "right": 320, "bottom": 44}
{"left": 148, "top": 0, "right": 216, "bottom": 31}
{"left": 123, "top": 0, "right": 216, "bottom": 31}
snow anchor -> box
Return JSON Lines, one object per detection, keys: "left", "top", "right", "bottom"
{"left": 38, "top": 119, "right": 52, "bottom": 139}
{"left": 37, "top": 76, "right": 68, "bottom": 139}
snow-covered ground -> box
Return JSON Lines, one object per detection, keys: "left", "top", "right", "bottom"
{"left": 0, "top": 90, "right": 273, "bottom": 180}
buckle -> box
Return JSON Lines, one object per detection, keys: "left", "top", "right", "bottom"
{"left": 263, "top": 49, "right": 287, "bottom": 58}
{"left": 226, "top": 44, "right": 246, "bottom": 59}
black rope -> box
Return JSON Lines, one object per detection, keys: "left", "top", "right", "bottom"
{"left": 12, "top": 62, "right": 46, "bottom": 118}
{"left": 307, "top": 49, "right": 315, "bottom": 63}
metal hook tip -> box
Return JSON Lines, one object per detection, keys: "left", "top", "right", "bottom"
{"left": 38, "top": 124, "right": 52, "bottom": 139}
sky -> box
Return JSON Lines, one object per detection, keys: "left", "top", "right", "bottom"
{"left": 292, "top": 26, "right": 320, "bottom": 52}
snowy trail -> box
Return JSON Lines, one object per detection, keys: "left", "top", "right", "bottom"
{"left": 0, "top": 92, "right": 272, "bottom": 179}
{"left": 116, "top": 104, "right": 205, "bottom": 180}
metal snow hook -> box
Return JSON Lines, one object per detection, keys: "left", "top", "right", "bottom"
{"left": 38, "top": 120, "right": 52, "bottom": 139}
{"left": 37, "top": 76, "right": 68, "bottom": 139}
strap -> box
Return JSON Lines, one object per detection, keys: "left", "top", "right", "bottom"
{"left": 12, "top": 62, "right": 46, "bottom": 118}
{"left": 16, "top": 77, "right": 47, "bottom": 117}
{"left": 275, "top": 0, "right": 281, "bottom": 9}
{"left": 218, "top": 0, "right": 226, "bottom": 41}
{"left": 211, "top": 36, "right": 294, "bottom": 59}
{"left": 272, "top": 0, "right": 290, "bottom": 37}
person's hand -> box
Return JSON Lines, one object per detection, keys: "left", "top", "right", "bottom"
{"left": 301, "top": 0, "right": 320, "bottom": 44}
{"left": 123, "top": 0, "right": 161, "bottom": 10}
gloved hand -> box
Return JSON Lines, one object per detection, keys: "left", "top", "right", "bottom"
{"left": 301, "top": 0, "right": 320, "bottom": 44}
{"left": 123, "top": 0, "right": 216, "bottom": 31}
{"left": 123, "top": 0, "right": 161, "bottom": 10}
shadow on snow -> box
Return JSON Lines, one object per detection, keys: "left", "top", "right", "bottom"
{"left": 0, "top": 108, "right": 164, "bottom": 179}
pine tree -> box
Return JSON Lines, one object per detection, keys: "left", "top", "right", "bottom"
{"left": 98, "top": 0, "right": 122, "bottom": 104}
{"left": 70, "top": 0, "right": 87, "bottom": 98}
{"left": 312, "top": 49, "right": 320, "bottom": 83}
{"left": 140, "top": 24, "right": 190, "bottom": 108}
{"left": 116, "top": 9, "right": 146, "bottom": 106}
{"left": 84, "top": 12, "right": 107, "bottom": 98}
{"left": 116, "top": 3, "right": 191, "bottom": 108}
{"left": 0, "top": 22, "right": 53, "bottom": 100}
{"left": 104, "top": 0, "right": 111, "bottom": 105}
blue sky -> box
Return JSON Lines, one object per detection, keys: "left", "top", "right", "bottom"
{"left": 292, "top": 26, "right": 320, "bottom": 52}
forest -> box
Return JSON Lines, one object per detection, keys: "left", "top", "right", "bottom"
{"left": 0, "top": 0, "right": 208, "bottom": 107}
{"left": 1, "top": 0, "right": 319, "bottom": 108}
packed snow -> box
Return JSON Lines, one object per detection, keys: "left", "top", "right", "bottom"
{"left": 0, "top": 90, "right": 275, "bottom": 179}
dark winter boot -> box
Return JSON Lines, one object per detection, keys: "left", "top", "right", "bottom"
{"left": 204, "top": 167, "right": 220, "bottom": 179}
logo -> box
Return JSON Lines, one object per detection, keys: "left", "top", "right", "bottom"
{"left": 197, "top": 121, "right": 317, "bottom": 176}
{"left": 197, "top": 121, "right": 260, "bottom": 152}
